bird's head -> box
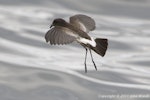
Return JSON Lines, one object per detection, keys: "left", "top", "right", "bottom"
{"left": 50, "top": 18, "right": 67, "bottom": 28}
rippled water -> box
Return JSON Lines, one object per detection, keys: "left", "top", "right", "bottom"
{"left": 0, "top": 0, "right": 150, "bottom": 100}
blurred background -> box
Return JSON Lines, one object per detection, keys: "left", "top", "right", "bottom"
{"left": 0, "top": 0, "right": 150, "bottom": 100}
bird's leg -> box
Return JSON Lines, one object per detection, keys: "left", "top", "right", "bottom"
{"left": 89, "top": 49, "right": 97, "bottom": 71}
{"left": 84, "top": 48, "right": 88, "bottom": 73}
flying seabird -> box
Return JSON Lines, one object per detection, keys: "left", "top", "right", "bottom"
{"left": 45, "top": 14, "right": 108, "bottom": 72}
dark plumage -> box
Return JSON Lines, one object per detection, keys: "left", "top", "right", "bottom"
{"left": 45, "top": 14, "right": 108, "bottom": 72}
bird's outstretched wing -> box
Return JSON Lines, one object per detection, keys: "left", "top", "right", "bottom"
{"left": 70, "top": 14, "right": 96, "bottom": 33}
{"left": 45, "top": 26, "right": 76, "bottom": 45}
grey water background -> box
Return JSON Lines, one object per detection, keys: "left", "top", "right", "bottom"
{"left": 0, "top": 0, "right": 150, "bottom": 100}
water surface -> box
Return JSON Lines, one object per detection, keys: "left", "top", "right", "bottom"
{"left": 0, "top": 0, "right": 150, "bottom": 100}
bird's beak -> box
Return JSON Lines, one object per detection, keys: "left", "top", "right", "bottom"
{"left": 50, "top": 24, "right": 53, "bottom": 28}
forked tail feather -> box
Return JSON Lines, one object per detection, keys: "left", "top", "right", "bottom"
{"left": 91, "top": 38, "right": 108, "bottom": 57}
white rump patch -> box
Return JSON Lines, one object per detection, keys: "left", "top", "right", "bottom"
{"left": 77, "top": 37, "right": 96, "bottom": 47}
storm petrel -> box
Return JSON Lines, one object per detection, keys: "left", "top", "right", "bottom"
{"left": 45, "top": 14, "right": 108, "bottom": 72}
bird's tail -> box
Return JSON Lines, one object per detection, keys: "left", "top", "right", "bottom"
{"left": 91, "top": 38, "right": 108, "bottom": 57}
